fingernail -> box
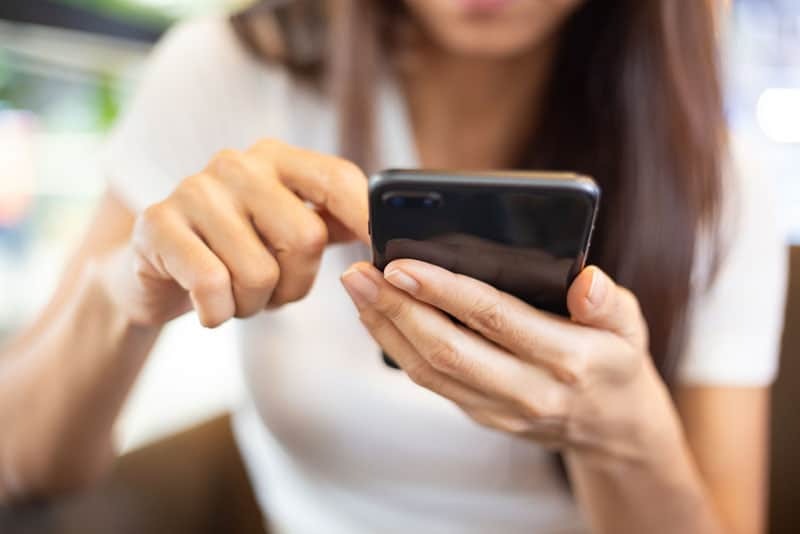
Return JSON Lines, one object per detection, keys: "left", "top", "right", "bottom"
{"left": 384, "top": 267, "right": 420, "bottom": 295}
{"left": 341, "top": 268, "right": 379, "bottom": 307}
{"left": 587, "top": 268, "right": 608, "bottom": 306}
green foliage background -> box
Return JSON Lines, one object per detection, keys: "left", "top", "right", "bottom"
{"left": 56, "top": 0, "right": 174, "bottom": 29}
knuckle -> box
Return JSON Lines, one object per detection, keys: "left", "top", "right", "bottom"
{"left": 208, "top": 149, "right": 246, "bottom": 177}
{"left": 251, "top": 138, "right": 285, "bottom": 156}
{"left": 315, "top": 158, "right": 361, "bottom": 206}
{"left": 236, "top": 262, "right": 279, "bottom": 292}
{"left": 295, "top": 219, "right": 329, "bottom": 257}
{"left": 306, "top": 169, "right": 331, "bottom": 206}
{"left": 378, "top": 296, "right": 409, "bottom": 322}
{"left": 466, "top": 297, "right": 507, "bottom": 335}
{"left": 406, "top": 363, "right": 437, "bottom": 389}
{"left": 358, "top": 308, "right": 385, "bottom": 331}
{"left": 331, "top": 158, "right": 364, "bottom": 183}
{"left": 518, "top": 396, "right": 544, "bottom": 419}
{"left": 208, "top": 148, "right": 242, "bottom": 174}
{"left": 138, "top": 202, "right": 171, "bottom": 232}
{"left": 213, "top": 148, "right": 242, "bottom": 164}
{"left": 176, "top": 173, "right": 220, "bottom": 205}
{"left": 426, "top": 339, "right": 464, "bottom": 374}
{"left": 134, "top": 203, "right": 174, "bottom": 250}
{"left": 193, "top": 267, "right": 231, "bottom": 297}
{"left": 517, "top": 388, "right": 568, "bottom": 420}
{"left": 560, "top": 343, "right": 592, "bottom": 384}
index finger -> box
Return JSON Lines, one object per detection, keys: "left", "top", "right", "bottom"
{"left": 382, "top": 258, "right": 609, "bottom": 383}
{"left": 248, "top": 139, "right": 369, "bottom": 243}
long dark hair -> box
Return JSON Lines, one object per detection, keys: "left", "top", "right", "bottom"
{"left": 231, "top": 0, "right": 725, "bottom": 384}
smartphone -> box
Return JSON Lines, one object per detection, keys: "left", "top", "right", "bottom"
{"left": 369, "top": 169, "right": 600, "bottom": 369}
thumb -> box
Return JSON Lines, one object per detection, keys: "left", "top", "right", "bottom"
{"left": 567, "top": 266, "right": 648, "bottom": 349}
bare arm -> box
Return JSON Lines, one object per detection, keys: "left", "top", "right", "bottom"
{"left": 676, "top": 386, "right": 769, "bottom": 534}
{"left": 342, "top": 258, "right": 768, "bottom": 533}
{"left": 563, "top": 386, "right": 767, "bottom": 534}
{"left": 0, "top": 192, "right": 161, "bottom": 501}
{"left": 0, "top": 140, "right": 370, "bottom": 503}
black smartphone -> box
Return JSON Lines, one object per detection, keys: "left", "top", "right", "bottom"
{"left": 369, "top": 169, "right": 600, "bottom": 369}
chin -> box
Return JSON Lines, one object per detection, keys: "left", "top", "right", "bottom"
{"left": 428, "top": 22, "right": 559, "bottom": 58}
{"left": 403, "top": 0, "right": 584, "bottom": 59}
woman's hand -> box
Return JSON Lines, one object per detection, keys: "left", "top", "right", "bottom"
{"left": 341, "top": 259, "right": 684, "bottom": 464}
{"left": 102, "top": 140, "right": 369, "bottom": 328}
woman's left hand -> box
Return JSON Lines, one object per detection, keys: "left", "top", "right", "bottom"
{"left": 341, "top": 259, "right": 683, "bottom": 464}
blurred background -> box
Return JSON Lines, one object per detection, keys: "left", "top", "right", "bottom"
{"left": 0, "top": 0, "right": 798, "bottom": 453}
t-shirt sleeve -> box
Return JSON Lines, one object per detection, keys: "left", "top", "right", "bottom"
{"left": 677, "top": 147, "right": 789, "bottom": 387}
{"left": 101, "top": 17, "right": 290, "bottom": 212}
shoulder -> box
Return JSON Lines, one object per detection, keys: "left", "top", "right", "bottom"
{"left": 715, "top": 136, "right": 787, "bottom": 287}
{"left": 143, "top": 16, "right": 330, "bottom": 126}
{"left": 679, "top": 136, "right": 789, "bottom": 386}
{"left": 145, "top": 17, "right": 288, "bottom": 91}
{"left": 692, "top": 135, "right": 787, "bottom": 291}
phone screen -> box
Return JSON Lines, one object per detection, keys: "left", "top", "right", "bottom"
{"left": 371, "top": 174, "right": 598, "bottom": 317}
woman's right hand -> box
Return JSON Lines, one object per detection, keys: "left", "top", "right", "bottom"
{"left": 103, "top": 139, "right": 370, "bottom": 328}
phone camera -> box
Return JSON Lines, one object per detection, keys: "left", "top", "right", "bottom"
{"left": 419, "top": 193, "right": 442, "bottom": 208}
{"left": 387, "top": 196, "right": 406, "bottom": 208}
{"left": 382, "top": 191, "right": 442, "bottom": 208}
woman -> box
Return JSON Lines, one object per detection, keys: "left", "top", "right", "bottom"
{"left": 0, "top": 1, "right": 787, "bottom": 533}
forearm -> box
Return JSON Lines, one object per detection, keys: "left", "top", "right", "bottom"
{"left": 0, "top": 262, "right": 161, "bottom": 501}
{"left": 565, "top": 395, "right": 724, "bottom": 534}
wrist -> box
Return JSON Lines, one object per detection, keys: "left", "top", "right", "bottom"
{"left": 565, "top": 437, "right": 720, "bottom": 534}
{"left": 82, "top": 248, "right": 161, "bottom": 335}
{"left": 564, "top": 390, "right": 721, "bottom": 534}
{"left": 571, "top": 359, "right": 693, "bottom": 478}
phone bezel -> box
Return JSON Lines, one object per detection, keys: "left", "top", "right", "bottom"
{"left": 369, "top": 169, "right": 601, "bottom": 274}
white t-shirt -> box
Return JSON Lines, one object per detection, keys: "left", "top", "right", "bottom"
{"left": 103, "top": 18, "right": 788, "bottom": 534}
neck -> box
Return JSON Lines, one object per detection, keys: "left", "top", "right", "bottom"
{"left": 397, "top": 35, "right": 558, "bottom": 169}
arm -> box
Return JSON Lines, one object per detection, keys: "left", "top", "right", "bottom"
{"left": 563, "top": 383, "right": 724, "bottom": 534}
{"left": 676, "top": 386, "right": 769, "bottom": 534}
{"left": 566, "top": 386, "right": 767, "bottom": 534}
{"left": 0, "top": 192, "right": 161, "bottom": 501}
{"left": 342, "top": 260, "right": 755, "bottom": 533}
{"left": 0, "top": 141, "right": 371, "bottom": 503}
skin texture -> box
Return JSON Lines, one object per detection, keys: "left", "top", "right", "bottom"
{"left": 0, "top": 1, "right": 768, "bottom": 533}
{"left": 121, "top": 141, "right": 368, "bottom": 327}
{"left": 0, "top": 142, "right": 370, "bottom": 501}
{"left": 341, "top": 261, "right": 725, "bottom": 533}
